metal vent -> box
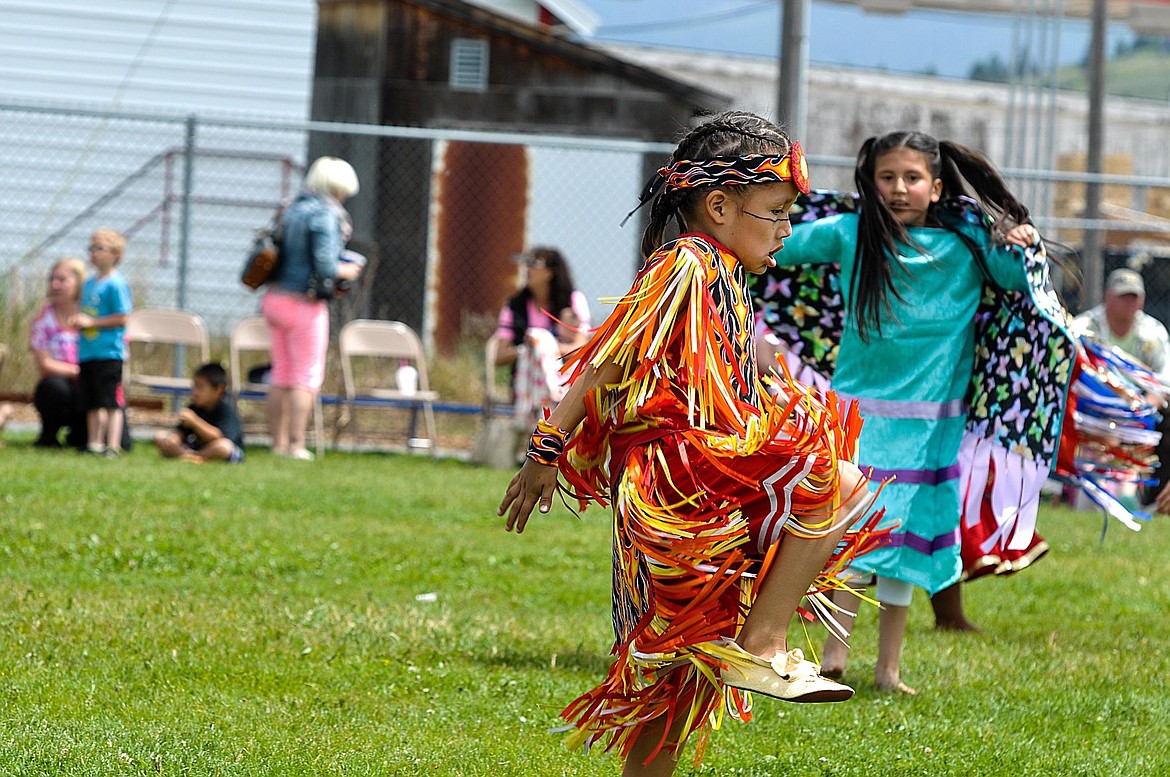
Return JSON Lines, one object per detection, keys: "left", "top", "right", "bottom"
{"left": 450, "top": 38, "right": 489, "bottom": 92}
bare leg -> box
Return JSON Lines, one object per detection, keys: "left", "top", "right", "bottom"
{"left": 86, "top": 410, "right": 102, "bottom": 450}
{"left": 195, "top": 438, "right": 234, "bottom": 462}
{"left": 930, "top": 582, "right": 980, "bottom": 632}
{"left": 286, "top": 387, "right": 315, "bottom": 454}
{"left": 875, "top": 604, "right": 917, "bottom": 695}
{"left": 267, "top": 386, "right": 289, "bottom": 454}
{"left": 737, "top": 462, "right": 866, "bottom": 660}
{"left": 622, "top": 714, "right": 685, "bottom": 777}
{"left": 154, "top": 430, "right": 186, "bottom": 458}
{"left": 820, "top": 584, "right": 861, "bottom": 679}
{"left": 106, "top": 406, "right": 124, "bottom": 452}
{"left": 0, "top": 402, "right": 10, "bottom": 447}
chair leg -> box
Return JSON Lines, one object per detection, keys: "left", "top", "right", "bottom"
{"left": 424, "top": 401, "right": 438, "bottom": 457}
{"left": 348, "top": 399, "right": 359, "bottom": 449}
{"left": 314, "top": 393, "right": 324, "bottom": 458}
{"left": 407, "top": 406, "right": 420, "bottom": 442}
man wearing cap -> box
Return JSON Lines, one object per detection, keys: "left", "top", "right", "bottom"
{"left": 1073, "top": 267, "right": 1170, "bottom": 511}
{"left": 1072, "top": 268, "right": 1170, "bottom": 376}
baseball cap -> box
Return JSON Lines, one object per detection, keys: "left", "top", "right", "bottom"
{"left": 1106, "top": 268, "right": 1145, "bottom": 296}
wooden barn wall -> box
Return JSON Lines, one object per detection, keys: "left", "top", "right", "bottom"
{"left": 313, "top": 3, "right": 435, "bottom": 332}
{"left": 378, "top": 2, "right": 703, "bottom": 138}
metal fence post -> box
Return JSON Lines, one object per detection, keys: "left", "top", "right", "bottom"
{"left": 174, "top": 113, "right": 197, "bottom": 386}
{"left": 1082, "top": 0, "right": 1108, "bottom": 308}
{"left": 777, "top": 0, "right": 809, "bottom": 143}
{"left": 178, "top": 114, "right": 196, "bottom": 311}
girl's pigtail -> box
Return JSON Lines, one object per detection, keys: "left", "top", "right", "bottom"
{"left": 852, "top": 137, "right": 909, "bottom": 342}
{"left": 640, "top": 191, "right": 674, "bottom": 259}
{"left": 940, "top": 141, "right": 1082, "bottom": 286}
{"left": 939, "top": 141, "right": 1030, "bottom": 227}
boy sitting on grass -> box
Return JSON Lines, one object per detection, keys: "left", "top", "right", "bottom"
{"left": 153, "top": 362, "right": 244, "bottom": 463}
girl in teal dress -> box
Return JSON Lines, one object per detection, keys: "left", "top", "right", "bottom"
{"left": 769, "top": 131, "right": 1044, "bottom": 694}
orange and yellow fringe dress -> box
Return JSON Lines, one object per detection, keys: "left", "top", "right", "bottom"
{"left": 554, "top": 233, "right": 885, "bottom": 765}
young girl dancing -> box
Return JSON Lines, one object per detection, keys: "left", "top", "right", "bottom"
{"left": 760, "top": 131, "right": 1066, "bottom": 695}
{"left": 498, "top": 111, "right": 885, "bottom": 776}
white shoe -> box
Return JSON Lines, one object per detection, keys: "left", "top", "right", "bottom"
{"left": 719, "top": 641, "right": 854, "bottom": 703}
{"left": 288, "top": 448, "right": 315, "bottom": 461}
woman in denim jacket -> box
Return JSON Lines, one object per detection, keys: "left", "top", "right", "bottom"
{"left": 262, "top": 156, "right": 363, "bottom": 460}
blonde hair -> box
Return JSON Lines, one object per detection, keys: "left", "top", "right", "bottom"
{"left": 304, "top": 157, "right": 359, "bottom": 200}
{"left": 52, "top": 257, "right": 87, "bottom": 300}
{"left": 91, "top": 228, "right": 126, "bottom": 261}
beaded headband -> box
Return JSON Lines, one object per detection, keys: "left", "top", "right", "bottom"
{"left": 621, "top": 141, "right": 809, "bottom": 225}
{"left": 661, "top": 142, "right": 809, "bottom": 194}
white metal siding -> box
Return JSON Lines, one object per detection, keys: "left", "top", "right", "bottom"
{"left": 0, "top": 1, "right": 318, "bottom": 334}
{"left": 0, "top": 0, "right": 316, "bottom": 118}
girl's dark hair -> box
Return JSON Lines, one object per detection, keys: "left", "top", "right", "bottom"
{"left": 852, "top": 130, "right": 1031, "bottom": 340}
{"left": 641, "top": 111, "right": 794, "bottom": 258}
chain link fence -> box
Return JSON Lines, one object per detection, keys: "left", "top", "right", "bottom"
{"left": 3, "top": 100, "right": 1170, "bottom": 413}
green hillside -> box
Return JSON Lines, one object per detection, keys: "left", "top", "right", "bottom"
{"left": 969, "top": 40, "right": 1170, "bottom": 102}
{"left": 1056, "top": 46, "right": 1170, "bottom": 102}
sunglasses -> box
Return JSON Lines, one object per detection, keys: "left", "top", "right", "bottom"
{"left": 515, "top": 254, "right": 548, "bottom": 269}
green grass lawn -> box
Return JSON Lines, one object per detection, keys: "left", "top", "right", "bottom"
{"left": 2, "top": 439, "right": 1169, "bottom": 776}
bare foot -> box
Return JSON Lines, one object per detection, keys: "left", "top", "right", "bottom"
{"left": 876, "top": 674, "right": 917, "bottom": 695}
{"left": 820, "top": 639, "right": 849, "bottom": 679}
{"left": 180, "top": 452, "right": 205, "bottom": 464}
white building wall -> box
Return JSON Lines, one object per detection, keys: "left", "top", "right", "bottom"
{"left": 0, "top": 0, "right": 317, "bottom": 334}
{"left": 602, "top": 43, "right": 1170, "bottom": 192}
{"left": 4, "top": 4, "right": 1166, "bottom": 341}
{"left": 0, "top": 0, "right": 316, "bottom": 117}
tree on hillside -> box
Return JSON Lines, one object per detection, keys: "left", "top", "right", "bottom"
{"left": 968, "top": 51, "right": 1041, "bottom": 83}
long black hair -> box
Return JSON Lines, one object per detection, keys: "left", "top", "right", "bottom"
{"left": 641, "top": 111, "right": 795, "bottom": 259}
{"left": 507, "top": 246, "right": 578, "bottom": 345}
{"left": 852, "top": 130, "right": 1031, "bottom": 340}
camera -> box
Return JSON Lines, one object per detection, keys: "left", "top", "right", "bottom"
{"left": 308, "top": 275, "right": 337, "bottom": 301}
{"left": 308, "top": 251, "right": 365, "bottom": 301}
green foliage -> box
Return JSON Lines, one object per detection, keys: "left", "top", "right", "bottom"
{"left": 969, "top": 37, "right": 1170, "bottom": 102}
{"left": 2, "top": 443, "right": 1169, "bottom": 775}
{"left": 1055, "top": 45, "right": 1170, "bottom": 102}
{"left": 0, "top": 271, "right": 42, "bottom": 391}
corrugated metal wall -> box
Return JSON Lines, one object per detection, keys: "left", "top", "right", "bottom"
{"left": 0, "top": 0, "right": 316, "bottom": 117}
{"left": 0, "top": 1, "right": 318, "bottom": 334}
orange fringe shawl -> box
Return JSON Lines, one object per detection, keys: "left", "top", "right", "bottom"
{"left": 553, "top": 237, "right": 886, "bottom": 767}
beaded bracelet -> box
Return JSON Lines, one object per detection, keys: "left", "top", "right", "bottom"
{"left": 526, "top": 418, "right": 569, "bottom": 466}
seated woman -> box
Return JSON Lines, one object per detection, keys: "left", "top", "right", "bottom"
{"left": 29, "top": 257, "right": 130, "bottom": 450}
{"left": 493, "top": 247, "right": 590, "bottom": 430}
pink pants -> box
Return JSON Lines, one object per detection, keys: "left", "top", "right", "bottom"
{"left": 261, "top": 290, "right": 329, "bottom": 391}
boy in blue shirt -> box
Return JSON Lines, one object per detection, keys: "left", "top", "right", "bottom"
{"left": 72, "top": 228, "right": 133, "bottom": 457}
{"left": 153, "top": 362, "right": 245, "bottom": 463}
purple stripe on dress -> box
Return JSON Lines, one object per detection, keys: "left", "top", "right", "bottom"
{"left": 840, "top": 394, "right": 967, "bottom": 420}
{"left": 865, "top": 463, "right": 962, "bottom": 485}
{"left": 886, "top": 528, "right": 960, "bottom": 555}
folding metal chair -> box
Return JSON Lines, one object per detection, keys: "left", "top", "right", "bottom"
{"left": 339, "top": 319, "right": 437, "bottom": 454}
{"left": 229, "top": 315, "right": 324, "bottom": 457}
{"left": 123, "top": 308, "right": 210, "bottom": 409}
